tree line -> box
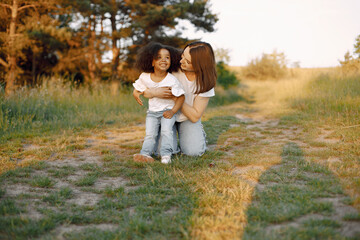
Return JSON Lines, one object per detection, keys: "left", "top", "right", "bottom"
{"left": 0, "top": 0, "right": 218, "bottom": 95}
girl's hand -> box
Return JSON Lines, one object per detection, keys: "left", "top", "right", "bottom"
{"left": 163, "top": 110, "right": 174, "bottom": 119}
{"left": 133, "top": 89, "right": 144, "bottom": 106}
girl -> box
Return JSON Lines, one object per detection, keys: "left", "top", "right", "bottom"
{"left": 132, "top": 42, "right": 185, "bottom": 164}
{"left": 136, "top": 41, "right": 217, "bottom": 156}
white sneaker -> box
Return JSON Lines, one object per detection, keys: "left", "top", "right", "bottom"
{"left": 161, "top": 156, "right": 171, "bottom": 164}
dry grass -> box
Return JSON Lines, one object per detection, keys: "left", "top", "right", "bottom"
{"left": 190, "top": 169, "right": 252, "bottom": 239}
{"left": 231, "top": 68, "right": 336, "bottom": 117}
{"left": 1, "top": 68, "right": 359, "bottom": 239}
{"left": 187, "top": 67, "right": 360, "bottom": 239}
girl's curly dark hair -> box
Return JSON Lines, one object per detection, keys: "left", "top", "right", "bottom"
{"left": 135, "top": 42, "right": 181, "bottom": 73}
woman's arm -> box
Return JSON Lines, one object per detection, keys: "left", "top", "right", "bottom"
{"left": 143, "top": 87, "right": 173, "bottom": 99}
{"left": 163, "top": 95, "right": 185, "bottom": 119}
{"left": 181, "top": 96, "right": 210, "bottom": 123}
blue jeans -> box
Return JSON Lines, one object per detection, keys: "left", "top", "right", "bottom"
{"left": 176, "top": 120, "right": 207, "bottom": 156}
{"left": 140, "top": 110, "right": 175, "bottom": 157}
{"left": 155, "top": 119, "right": 207, "bottom": 156}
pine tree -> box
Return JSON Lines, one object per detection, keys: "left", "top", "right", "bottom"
{"left": 354, "top": 34, "right": 360, "bottom": 59}
{"left": 0, "top": 0, "right": 61, "bottom": 94}
{"left": 122, "top": 0, "right": 218, "bottom": 80}
{"left": 0, "top": 0, "right": 218, "bottom": 89}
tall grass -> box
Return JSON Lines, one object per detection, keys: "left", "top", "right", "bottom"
{"left": 0, "top": 77, "right": 246, "bottom": 142}
{"left": 0, "top": 78, "right": 147, "bottom": 141}
{"left": 287, "top": 72, "right": 360, "bottom": 208}
{"left": 291, "top": 73, "right": 360, "bottom": 126}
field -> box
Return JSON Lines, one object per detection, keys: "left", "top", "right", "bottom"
{"left": 0, "top": 68, "right": 359, "bottom": 239}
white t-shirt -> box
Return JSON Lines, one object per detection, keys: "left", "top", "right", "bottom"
{"left": 172, "top": 71, "right": 215, "bottom": 122}
{"left": 133, "top": 72, "right": 185, "bottom": 112}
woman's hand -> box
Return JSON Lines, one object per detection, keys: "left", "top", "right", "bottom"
{"left": 133, "top": 89, "right": 144, "bottom": 106}
{"left": 144, "top": 87, "right": 173, "bottom": 99}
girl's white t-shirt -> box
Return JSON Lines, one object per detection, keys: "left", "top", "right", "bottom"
{"left": 172, "top": 71, "right": 215, "bottom": 122}
{"left": 133, "top": 72, "right": 185, "bottom": 112}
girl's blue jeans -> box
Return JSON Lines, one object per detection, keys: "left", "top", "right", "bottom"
{"left": 140, "top": 110, "right": 175, "bottom": 157}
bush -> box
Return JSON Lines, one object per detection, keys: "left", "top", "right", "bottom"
{"left": 242, "top": 50, "right": 287, "bottom": 80}
{"left": 338, "top": 34, "right": 360, "bottom": 75}
{"left": 216, "top": 61, "right": 239, "bottom": 89}
{"left": 339, "top": 51, "right": 360, "bottom": 75}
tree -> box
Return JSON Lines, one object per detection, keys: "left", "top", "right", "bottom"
{"left": 339, "top": 35, "right": 360, "bottom": 74}
{"left": 122, "top": 0, "right": 218, "bottom": 80}
{"left": 214, "top": 48, "right": 231, "bottom": 63}
{"left": 0, "top": 0, "right": 218, "bottom": 90}
{"left": 53, "top": 0, "right": 106, "bottom": 84}
{"left": 0, "top": 0, "right": 61, "bottom": 94}
{"left": 105, "top": 0, "right": 132, "bottom": 81}
{"left": 354, "top": 34, "right": 360, "bottom": 59}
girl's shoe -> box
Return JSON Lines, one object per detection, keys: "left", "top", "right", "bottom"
{"left": 161, "top": 156, "right": 171, "bottom": 164}
{"left": 133, "top": 154, "right": 154, "bottom": 163}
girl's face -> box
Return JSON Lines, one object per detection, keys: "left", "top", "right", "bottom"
{"left": 152, "top": 48, "right": 171, "bottom": 73}
{"left": 180, "top": 47, "right": 194, "bottom": 72}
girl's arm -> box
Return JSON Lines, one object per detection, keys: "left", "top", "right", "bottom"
{"left": 181, "top": 96, "right": 210, "bottom": 123}
{"left": 163, "top": 95, "right": 185, "bottom": 119}
{"left": 133, "top": 89, "right": 144, "bottom": 106}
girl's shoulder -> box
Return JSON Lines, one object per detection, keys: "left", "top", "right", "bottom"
{"left": 163, "top": 72, "right": 181, "bottom": 83}
{"left": 139, "top": 72, "right": 151, "bottom": 79}
{"left": 166, "top": 72, "right": 177, "bottom": 80}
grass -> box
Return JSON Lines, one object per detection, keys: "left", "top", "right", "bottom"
{"left": 42, "top": 187, "right": 73, "bottom": 206}
{"left": 1, "top": 69, "right": 359, "bottom": 239}
{"left": 0, "top": 78, "right": 247, "bottom": 239}
{"left": 284, "top": 72, "right": 360, "bottom": 207}
{"left": 30, "top": 176, "right": 55, "bottom": 188}
{"left": 0, "top": 157, "right": 198, "bottom": 239}
{"left": 246, "top": 143, "right": 338, "bottom": 226}
{"left": 0, "top": 77, "right": 145, "bottom": 142}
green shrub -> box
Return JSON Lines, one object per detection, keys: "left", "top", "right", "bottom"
{"left": 216, "top": 61, "right": 239, "bottom": 89}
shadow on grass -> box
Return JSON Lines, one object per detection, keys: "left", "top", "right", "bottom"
{"left": 243, "top": 142, "right": 359, "bottom": 240}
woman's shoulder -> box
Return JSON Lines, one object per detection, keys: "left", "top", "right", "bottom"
{"left": 198, "top": 88, "right": 215, "bottom": 97}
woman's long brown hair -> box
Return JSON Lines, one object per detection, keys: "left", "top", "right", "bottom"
{"left": 185, "top": 41, "right": 217, "bottom": 94}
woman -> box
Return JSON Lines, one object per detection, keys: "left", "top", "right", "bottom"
{"left": 134, "top": 41, "right": 217, "bottom": 156}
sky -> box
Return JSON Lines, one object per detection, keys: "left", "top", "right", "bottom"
{"left": 181, "top": 0, "right": 360, "bottom": 67}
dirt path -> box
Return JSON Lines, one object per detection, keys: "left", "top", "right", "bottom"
{"left": 229, "top": 112, "right": 360, "bottom": 238}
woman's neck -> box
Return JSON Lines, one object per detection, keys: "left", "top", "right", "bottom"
{"left": 184, "top": 70, "right": 196, "bottom": 81}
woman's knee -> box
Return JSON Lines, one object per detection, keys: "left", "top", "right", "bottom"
{"left": 179, "top": 136, "right": 206, "bottom": 156}
{"left": 181, "top": 146, "right": 205, "bottom": 156}
{"left": 178, "top": 121, "right": 206, "bottom": 155}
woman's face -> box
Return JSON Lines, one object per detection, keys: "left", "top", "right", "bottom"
{"left": 152, "top": 48, "right": 171, "bottom": 72}
{"left": 180, "top": 47, "right": 194, "bottom": 72}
